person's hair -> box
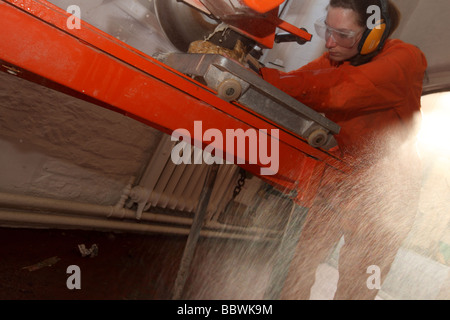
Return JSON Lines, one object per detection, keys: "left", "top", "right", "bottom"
{"left": 329, "top": 0, "right": 401, "bottom": 37}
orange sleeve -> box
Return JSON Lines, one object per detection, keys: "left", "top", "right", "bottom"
{"left": 260, "top": 41, "right": 427, "bottom": 115}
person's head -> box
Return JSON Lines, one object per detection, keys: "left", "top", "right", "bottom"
{"left": 316, "top": 0, "right": 401, "bottom": 64}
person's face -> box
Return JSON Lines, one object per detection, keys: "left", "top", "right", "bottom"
{"left": 325, "top": 7, "right": 365, "bottom": 62}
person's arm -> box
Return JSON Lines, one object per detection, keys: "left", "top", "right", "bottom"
{"left": 260, "top": 52, "right": 331, "bottom": 100}
{"left": 260, "top": 41, "right": 427, "bottom": 115}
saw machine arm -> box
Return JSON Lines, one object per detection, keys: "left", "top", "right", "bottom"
{"left": 180, "top": 0, "right": 312, "bottom": 48}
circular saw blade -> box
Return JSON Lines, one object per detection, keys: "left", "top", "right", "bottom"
{"left": 154, "top": 0, "right": 220, "bottom": 52}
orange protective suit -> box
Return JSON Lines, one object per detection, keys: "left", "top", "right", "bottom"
{"left": 261, "top": 39, "right": 428, "bottom": 300}
{"left": 261, "top": 39, "right": 428, "bottom": 162}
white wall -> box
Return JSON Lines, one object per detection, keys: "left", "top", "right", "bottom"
{"left": 0, "top": 71, "right": 162, "bottom": 205}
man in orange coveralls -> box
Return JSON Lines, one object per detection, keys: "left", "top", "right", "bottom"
{"left": 261, "top": 0, "right": 427, "bottom": 299}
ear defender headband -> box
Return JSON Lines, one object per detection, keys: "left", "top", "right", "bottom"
{"left": 358, "top": 0, "right": 391, "bottom": 55}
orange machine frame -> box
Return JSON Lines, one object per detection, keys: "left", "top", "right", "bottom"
{"left": 0, "top": 0, "right": 349, "bottom": 208}
{"left": 244, "top": 0, "right": 285, "bottom": 13}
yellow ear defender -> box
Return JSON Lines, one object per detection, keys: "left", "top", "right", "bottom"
{"left": 358, "top": 0, "right": 391, "bottom": 55}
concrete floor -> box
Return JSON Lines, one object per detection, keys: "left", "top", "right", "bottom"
{"left": 0, "top": 227, "right": 448, "bottom": 300}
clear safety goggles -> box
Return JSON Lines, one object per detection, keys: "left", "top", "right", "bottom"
{"left": 314, "top": 16, "right": 362, "bottom": 48}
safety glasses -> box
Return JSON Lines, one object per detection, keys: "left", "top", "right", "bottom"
{"left": 314, "top": 16, "right": 363, "bottom": 48}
